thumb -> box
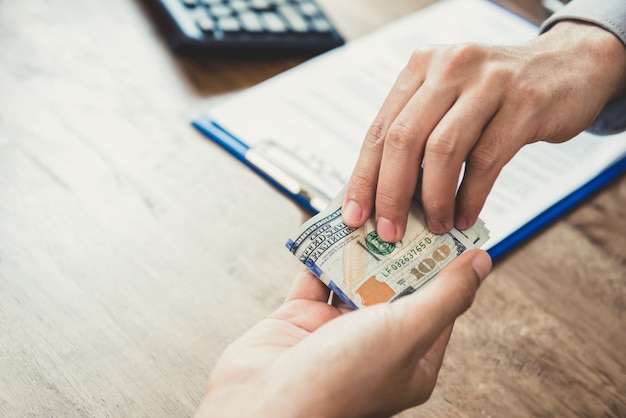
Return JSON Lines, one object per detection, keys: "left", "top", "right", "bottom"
{"left": 389, "top": 249, "right": 492, "bottom": 350}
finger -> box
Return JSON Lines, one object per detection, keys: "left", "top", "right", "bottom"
{"left": 454, "top": 107, "right": 530, "bottom": 229}
{"left": 374, "top": 78, "right": 457, "bottom": 242}
{"left": 343, "top": 49, "right": 429, "bottom": 228}
{"left": 284, "top": 265, "right": 331, "bottom": 303}
{"left": 390, "top": 250, "right": 491, "bottom": 351}
{"left": 420, "top": 88, "right": 500, "bottom": 233}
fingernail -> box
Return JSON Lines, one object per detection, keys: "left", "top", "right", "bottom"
{"left": 472, "top": 252, "right": 492, "bottom": 284}
{"left": 342, "top": 200, "right": 363, "bottom": 225}
{"left": 455, "top": 215, "right": 470, "bottom": 230}
{"left": 376, "top": 217, "right": 397, "bottom": 242}
{"left": 427, "top": 218, "right": 446, "bottom": 234}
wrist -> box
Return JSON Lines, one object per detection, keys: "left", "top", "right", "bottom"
{"left": 533, "top": 20, "right": 626, "bottom": 101}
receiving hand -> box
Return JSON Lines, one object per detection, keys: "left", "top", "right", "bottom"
{"left": 195, "top": 250, "right": 491, "bottom": 418}
{"left": 342, "top": 21, "right": 626, "bottom": 242}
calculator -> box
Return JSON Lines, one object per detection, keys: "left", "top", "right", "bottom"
{"left": 153, "top": 0, "right": 345, "bottom": 56}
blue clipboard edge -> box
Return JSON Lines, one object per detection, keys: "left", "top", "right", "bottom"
{"left": 193, "top": 113, "right": 626, "bottom": 263}
{"left": 486, "top": 0, "right": 542, "bottom": 28}
{"left": 192, "top": 114, "right": 319, "bottom": 214}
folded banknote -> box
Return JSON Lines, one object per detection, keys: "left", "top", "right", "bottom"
{"left": 286, "top": 190, "right": 490, "bottom": 309}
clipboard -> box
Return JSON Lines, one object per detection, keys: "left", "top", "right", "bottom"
{"left": 192, "top": 0, "right": 626, "bottom": 261}
{"left": 193, "top": 115, "right": 328, "bottom": 214}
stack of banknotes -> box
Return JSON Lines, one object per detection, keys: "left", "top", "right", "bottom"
{"left": 286, "top": 190, "right": 490, "bottom": 309}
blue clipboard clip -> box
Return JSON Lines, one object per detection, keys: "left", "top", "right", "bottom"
{"left": 192, "top": 115, "right": 331, "bottom": 214}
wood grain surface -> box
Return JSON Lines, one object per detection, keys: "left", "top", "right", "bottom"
{"left": 1, "top": 0, "right": 624, "bottom": 416}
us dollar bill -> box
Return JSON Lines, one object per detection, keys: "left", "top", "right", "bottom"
{"left": 286, "top": 189, "right": 490, "bottom": 309}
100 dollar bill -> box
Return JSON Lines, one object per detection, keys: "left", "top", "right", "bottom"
{"left": 286, "top": 190, "right": 490, "bottom": 309}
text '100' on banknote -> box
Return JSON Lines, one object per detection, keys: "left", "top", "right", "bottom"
{"left": 285, "top": 190, "right": 490, "bottom": 310}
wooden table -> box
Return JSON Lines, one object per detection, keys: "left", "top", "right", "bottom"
{"left": 1, "top": 0, "right": 624, "bottom": 416}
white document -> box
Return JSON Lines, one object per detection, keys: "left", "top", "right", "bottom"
{"left": 202, "top": 0, "right": 626, "bottom": 254}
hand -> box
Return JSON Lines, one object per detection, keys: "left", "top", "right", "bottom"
{"left": 195, "top": 250, "right": 492, "bottom": 418}
{"left": 343, "top": 21, "right": 626, "bottom": 242}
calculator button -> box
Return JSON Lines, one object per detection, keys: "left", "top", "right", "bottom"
{"left": 251, "top": 0, "right": 271, "bottom": 10}
{"left": 299, "top": 2, "right": 319, "bottom": 17}
{"left": 261, "top": 12, "right": 287, "bottom": 32}
{"left": 239, "top": 11, "right": 264, "bottom": 32}
{"left": 278, "top": 5, "right": 308, "bottom": 32}
{"left": 311, "top": 17, "right": 331, "bottom": 32}
{"left": 195, "top": 14, "right": 215, "bottom": 31}
{"left": 230, "top": 0, "right": 248, "bottom": 12}
{"left": 218, "top": 16, "right": 241, "bottom": 31}
{"left": 209, "top": 4, "right": 232, "bottom": 17}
